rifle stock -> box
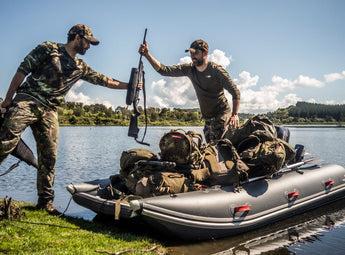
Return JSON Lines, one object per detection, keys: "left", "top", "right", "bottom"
{"left": 128, "top": 114, "right": 139, "bottom": 139}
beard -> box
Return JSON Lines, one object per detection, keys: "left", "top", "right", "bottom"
{"left": 75, "top": 40, "right": 88, "bottom": 55}
{"left": 192, "top": 57, "right": 204, "bottom": 66}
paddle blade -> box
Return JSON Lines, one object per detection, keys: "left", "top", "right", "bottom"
{"left": 128, "top": 114, "right": 139, "bottom": 139}
{"left": 11, "top": 139, "right": 38, "bottom": 168}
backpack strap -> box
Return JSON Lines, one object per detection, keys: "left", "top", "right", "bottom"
{"left": 204, "top": 146, "right": 221, "bottom": 174}
{"left": 187, "top": 130, "right": 203, "bottom": 147}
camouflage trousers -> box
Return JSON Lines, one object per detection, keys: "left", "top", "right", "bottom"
{"left": 0, "top": 95, "right": 59, "bottom": 203}
{"left": 203, "top": 111, "right": 232, "bottom": 143}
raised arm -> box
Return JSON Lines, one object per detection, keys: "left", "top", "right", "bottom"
{"left": 139, "top": 40, "right": 161, "bottom": 71}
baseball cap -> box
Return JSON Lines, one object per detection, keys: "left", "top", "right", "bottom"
{"left": 68, "top": 24, "right": 99, "bottom": 45}
{"left": 185, "top": 39, "right": 209, "bottom": 53}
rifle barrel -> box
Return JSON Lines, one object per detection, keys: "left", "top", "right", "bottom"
{"left": 138, "top": 28, "right": 148, "bottom": 68}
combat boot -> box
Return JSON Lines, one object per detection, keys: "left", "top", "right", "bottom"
{"left": 36, "top": 199, "right": 62, "bottom": 216}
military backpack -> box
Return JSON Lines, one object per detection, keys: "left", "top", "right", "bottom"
{"left": 238, "top": 135, "right": 295, "bottom": 177}
{"left": 159, "top": 129, "right": 204, "bottom": 167}
{"left": 119, "top": 148, "right": 158, "bottom": 179}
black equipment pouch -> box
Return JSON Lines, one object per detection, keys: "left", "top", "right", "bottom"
{"left": 126, "top": 68, "right": 140, "bottom": 106}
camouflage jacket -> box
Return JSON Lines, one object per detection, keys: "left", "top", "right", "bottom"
{"left": 158, "top": 62, "right": 240, "bottom": 119}
{"left": 16, "top": 41, "right": 108, "bottom": 108}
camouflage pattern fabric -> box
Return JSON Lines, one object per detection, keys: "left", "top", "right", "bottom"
{"left": 203, "top": 111, "right": 232, "bottom": 143}
{"left": 16, "top": 41, "right": 108, "bottom": 108}
{"left": 1, "top": 39, "right": 112, "bottom": 206}
{"left": 0, "top": 95, "right": 59, "bottom": 202}
{"left": 185, "top": 39, "right": 209, "bottom": 53}
{"left": 68, "top": 24, "right": 99, "bottom": 45}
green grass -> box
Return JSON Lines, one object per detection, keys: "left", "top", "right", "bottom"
{"left": 0, "top": 200, "right": 167, "bottom": 255}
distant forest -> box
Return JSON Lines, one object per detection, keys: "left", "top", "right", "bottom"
{"left": 57, "top": 101, "right": 345, "bottom": 126}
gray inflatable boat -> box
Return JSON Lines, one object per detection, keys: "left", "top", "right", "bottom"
{"left": 67, "top": 160, "right": 345, "bottom": 241}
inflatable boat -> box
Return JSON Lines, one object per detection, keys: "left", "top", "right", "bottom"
{"left": 67, "top": 159, "right": 345, "bottom": 241}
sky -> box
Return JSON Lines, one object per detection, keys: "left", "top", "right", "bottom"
{"left": 0, "top": 0, "right": 344, "bottom": 114}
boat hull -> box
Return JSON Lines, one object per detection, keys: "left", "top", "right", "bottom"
{"left": 130, "top": 163, "right": 345, "bottom": 240}
{"left": 67, "top": 163, "right": 345, "bottom": 240}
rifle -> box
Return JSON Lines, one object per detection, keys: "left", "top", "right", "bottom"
{"left": 126, "top": 29, "right": 149, "bottom": 146}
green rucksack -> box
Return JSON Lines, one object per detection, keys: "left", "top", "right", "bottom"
{"left": 125, "top": 163, "right": 195, "bottom": 198}
{"left": 203, "top": 139, "right": 249, "bottom": 187}
{"left": 239, "top": 136, "right": 295, "bottom": 177}
{"left": 119, "top": 148, "right": 158, "bottom": 179}
{"left": 227, "top": 114, "right": 277, "bottom": 148}
{"left": 159, "top": 129, "right": 204, "bottom": 167}
{"left": 136, "top": 171, "right": 194, "bottom": 198}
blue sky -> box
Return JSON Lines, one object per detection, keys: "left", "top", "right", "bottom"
{"left": 1, "top": 0, "right": 344, "bottom": 113}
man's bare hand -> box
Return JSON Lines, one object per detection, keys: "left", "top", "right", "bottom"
{"left": 138, "top": 81, "right": 143, "bottom": 90}
{"left": 1, "top": 98, "right": 12, "bottom": 114}
{"left": 139, "top": 40, "right": 149, "bottom": 56}
{"left": 229, "top": 114, "right": 239, "bottom": 129}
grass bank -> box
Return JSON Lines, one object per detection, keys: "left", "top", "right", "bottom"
{"left": 0, "top": 199, "right": 167, "bottom": 255}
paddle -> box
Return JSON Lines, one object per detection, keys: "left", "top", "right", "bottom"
{"left": 275, "top": 157, "right": 324, "bottom": 174}
{"left": 0, "top": 99, "right": 38, "bottom": 176}
{"left": 241, "top": 157, "right": 324, "bottom": 184}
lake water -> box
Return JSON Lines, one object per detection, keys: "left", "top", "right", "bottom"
{"left": 1, "top": 126, "right": 345, "bottom": 254}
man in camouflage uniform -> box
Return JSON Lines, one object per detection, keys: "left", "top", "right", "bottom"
{"left": 139, "top": 39, "right": 240, "bottom": 143}
{"left": 0, "top": 24, "right": 138, "bottom": 214}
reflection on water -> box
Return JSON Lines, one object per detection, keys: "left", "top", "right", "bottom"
{"left": 1, "top": 126, "right": 345, "bottom": 254}
{"left": 169, "top": 198, "right": 345, "bottom": 255}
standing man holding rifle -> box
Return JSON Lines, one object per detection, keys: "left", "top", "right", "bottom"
{"left": 139, "top": 39, "right": 240, "bottom": 143}
{"left": 0, "top": 24, "right": 141, "bottom": 214}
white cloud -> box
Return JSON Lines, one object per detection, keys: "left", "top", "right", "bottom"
{"left": 208, "top": 49, "right": 231, "bottom": 69}
{"left": 325, "top": 100, "right": 336, "bottom": 105}
{"left": 148, "top": 49, "right": 318, "bottom": 113}
{"left": 271, "top": 76, "right": 295, "bottom": 92}
{"left": 294, "top": 75, "right": 324, "bottom": 88}
{"left": 226, "top": 73, "right": 328, "bottom": 112}
{"left": 324, "top": 71, "right": 345, "bottom": 83}
{"left": 65, "top": 80, "right": 114, "bottom": 109}
{"left": 151, "top": 77, "right": 198, "bottom": 108}
{"left": 235, "top": 71, "right": 259, "bottom": 90}
{"left": 225, "top": 71, "right": 305, "bottom": 113}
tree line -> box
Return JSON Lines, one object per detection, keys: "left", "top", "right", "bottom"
{"left": 267, "top": 102, "right": 345, "bottom": 124}
{"left": 57, "top": 101, "right": 345, "bottom": 126}
{"left": 57, "top": 101, "right": 204, "bottom": 126}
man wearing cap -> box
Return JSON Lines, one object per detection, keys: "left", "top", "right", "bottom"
{"left": 0, "top": 24, "right": 137, "bottom": 214}
{"left": 139, "top": 39, "right": 240, "bottom": 143}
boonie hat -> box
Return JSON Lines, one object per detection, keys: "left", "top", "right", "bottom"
{"left": 68, "top": 24, "right": 99, "bottom": 45}
{"left": 185, "top": 39, "right": 209, "bottom": 53}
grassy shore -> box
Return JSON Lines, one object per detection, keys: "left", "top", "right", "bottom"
{"left": 0, "top": 200, "right": 167, "bottom": 255}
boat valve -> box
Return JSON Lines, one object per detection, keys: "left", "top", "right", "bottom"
{"left": 234, "top": 205, "right": 251, "bottom": 213}
{"left": 288, "top": 191, "right": 299, "bottom": 199}
{"left": 325, "top": 180, "right": 335, "bottom": 188}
